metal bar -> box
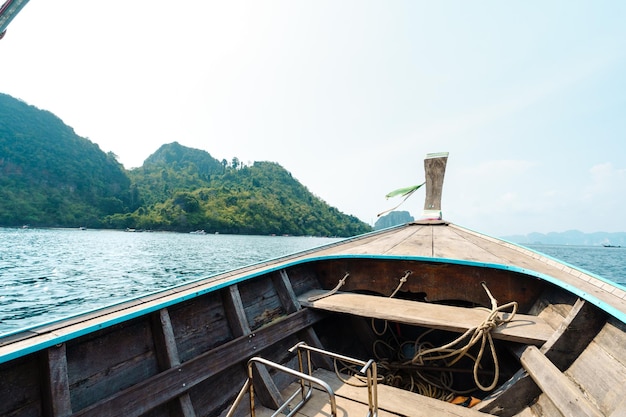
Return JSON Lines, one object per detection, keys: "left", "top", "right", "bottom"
{"left": 225, "top": 378, "right": 251, "bottom": 417}
{"left": 227, "top": 342, "right": 378, "bottom": 417}
{"left": 249, "top": 357, "right": 337, "bottom": 417}
{"left": 276, "top": 387, "right": 312, "bottom": 417}
{"left": 289, "top": 341, "right": 369, "bottom": 366}
{"left": 289, "top": 342, "right": 378, "bottom": 417}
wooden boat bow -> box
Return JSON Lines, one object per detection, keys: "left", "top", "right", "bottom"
{"left": 1, "top": 153, "right": 625, "bottom": 417}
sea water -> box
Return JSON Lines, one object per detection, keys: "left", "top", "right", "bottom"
{"left": 0, "top": 228, "right": 624, "bottom": 336}
{"left": 0, "top": 228, "right": 342, "bottom": 336}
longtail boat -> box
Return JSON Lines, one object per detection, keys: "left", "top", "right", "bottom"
{"left": 2, "top": 153, "right": 625, "bottom": 417}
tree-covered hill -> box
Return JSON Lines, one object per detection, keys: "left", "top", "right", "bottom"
{"left": 111, "top": 143, "right": 371, "bottom": 236}
{"left": 0, "top": 93, "right": 131, "bottom": 227}
{"left": 0, "top": 94, "right": 371, "bottom": 236}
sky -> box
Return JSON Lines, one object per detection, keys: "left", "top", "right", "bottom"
{"left": 1, "top": 1, "right": 625, "bottom": 237}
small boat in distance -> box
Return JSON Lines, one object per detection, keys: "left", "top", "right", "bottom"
{"left": 1, "top": 153, "right": 625, "bottom": 417}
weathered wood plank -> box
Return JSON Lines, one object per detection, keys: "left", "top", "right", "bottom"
{"left": 223, "top": 284, "right": 283, "bottom": 410}
{"left": 274, "top": 270, "right": 301, "bottom": 313}
{"left": 280, "top": 386, "right": 399, "bottom": 417}
{"left": 608, "top": 397, "right": 626, "bottom": 417}
{"left": 515, "top": 345, "right": 602, "bottom": 417}
{"left": 42, "top": 343, "right": 72, "bottom": 417}
{"left": 66, "top": 319, "right": 160, "bottom": 411}
{"left": 335, "top": 225, "right": 428, "bottom": 256}
{"left": 307, "top": 258, "right": 544, "bottom": 311}
{"left": 223, "top": 285, "right": 252, "bottom": 336}
{"left": 381, "top": 224, "right": 435, "bottom": 257}
{"left": 478, "top": 298, "right": 605, "bottom": 416}
{"left": 152, "top": 309, "right": 182, "bottom": 367}
{"left": 308, "top": 369, "right": 488, "bottom": 417}
{"left": 530, "top": 394, "right": 567, "bottom": 417}
{"left": 239, "top": 276, "right": 286, "bottom": 331}
{"left": 300, "top": 290, "right": 553, "bottom": 345}
{"left": 444, "top": 225, "right": 541, "bottom": 269}
{"left": 151, "top": 309, "right": 197, "bottom": 417}
{"left": 168, "top": 292, "right": 232, "bottom": 363}
{"left": 591, "top": 318, "right": 626, "bottom": 369}
{"left": 432, "top": 225, "right": 508, "bottom": 263}
{"left": 275, "top": 270, "right": 333, "bottom": 370}
{"left": 565, "top": 336, "right": 626, "bottom": 415}
{"left": 0, "top": 356, "right": 42, "bottom": 417}
{"left": 71, "top": 309, "right": 325, "bottom": 417}
{"left": 423, "top": 152, "right": 448, "bottom": 216}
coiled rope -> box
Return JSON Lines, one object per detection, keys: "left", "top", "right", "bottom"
{"left": 327, "top": 272, "right": 518, "bottom": 397}
{"left": 409, "top": 282, "right": 518, "bottom": 391}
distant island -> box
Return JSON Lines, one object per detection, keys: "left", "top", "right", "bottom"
{"left": 374, "top": 211, "right": 414, "bottom": 230}
{"left": 501, "top": 230, "right": 626, "bottom": 247}
{"left": 0, "top": 93, "right": 371, "bottom": 237}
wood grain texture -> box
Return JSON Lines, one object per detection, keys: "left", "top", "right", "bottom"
{"left": 42, "top": 343, "right": 72, "bottom": 417}
{"left": 564, "top": 319, "right": 626, "bottom": 416}
{"left": 479, "top": 298, "right": 605, "bottom": 416}
{"left": 423, "top": 153, "right": 448, "bottom": 214}
{"left": 71, "top": 309, "right": 324, "bottom": 417}
{"left": 151, "top": 309, "right": 197, "bottom": 417}
{"left": 300, "top": 290, "right": 553, "bottom": 345}
{"left": 284, "top": 368, "right": 488, "bottom": 417}
{"left": 517, "top": 345, "right": 602, "bottom": 417}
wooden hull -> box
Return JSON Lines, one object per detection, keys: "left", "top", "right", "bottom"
{"left": 1, "top": 221, "right": 626, "bottom": 416}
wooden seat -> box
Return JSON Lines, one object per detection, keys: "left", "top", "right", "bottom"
{"left": 299, "top": 290, "right": 553, "bottom": 346}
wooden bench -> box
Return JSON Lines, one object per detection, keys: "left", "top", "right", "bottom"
{"left": 299, "top": 290, "right": 554, "bottom": 346}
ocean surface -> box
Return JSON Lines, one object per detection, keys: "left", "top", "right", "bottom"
{"left": 0, "top": 228, "right": 343, "bottom": 336}
{"left": 1, "top": 227, "right": 624, "bottom": 337}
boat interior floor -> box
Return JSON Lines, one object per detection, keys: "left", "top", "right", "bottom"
{"left": 249, "top": 368, "right": 486, "bottom": 417}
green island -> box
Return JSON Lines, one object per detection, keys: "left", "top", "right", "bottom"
{"left": 0, "top": 93, "right": 371, "bottom": 237}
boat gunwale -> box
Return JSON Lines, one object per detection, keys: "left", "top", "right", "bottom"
{"left": 2, "top": 241, "right": 625, "bottom": 365}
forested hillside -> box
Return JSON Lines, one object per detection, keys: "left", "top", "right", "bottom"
{"left": 0, "top": 94, "right": 371, "bottom": 236}
{"left": 0, "top": 93, "right": 131, "bottom": 227}
{"left": 106, "top": 143, "right": 370, "bottom": 236}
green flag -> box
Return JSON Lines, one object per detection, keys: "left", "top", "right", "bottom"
{"left": 378, "top": 182, "right": 425, "bottom": 217}
{"left": 385, "top": 183, "right": 425, "bottom": 199}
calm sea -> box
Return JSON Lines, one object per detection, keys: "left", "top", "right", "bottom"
{"left": 0, "top": 228, "right": 624, "bottom": 336}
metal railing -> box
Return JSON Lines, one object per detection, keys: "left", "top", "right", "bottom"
{"left": 226, "top": 341, "right": 378, "bottom": 417}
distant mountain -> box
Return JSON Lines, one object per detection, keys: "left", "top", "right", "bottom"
{"left": 501, "top": 230, "right": 626, "bottom": 246}
{"left": 0, "top": 93, "right": 370, "bottom": 236}
{"left": 374, "top": 211, "right": 414, "bottom": 230}
{"left": 0, "top": 93, "right": 131, "bottom": 227}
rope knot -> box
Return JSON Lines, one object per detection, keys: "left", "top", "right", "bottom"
{"left": 389, "top": 270, "right": 412, "bottom": 298}
{"left": 410, "top": 282, "right": 519, "bottom": 392}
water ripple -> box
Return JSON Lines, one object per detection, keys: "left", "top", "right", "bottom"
{"left": 0, "top": 228, "right": 341, "bottom": 335}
